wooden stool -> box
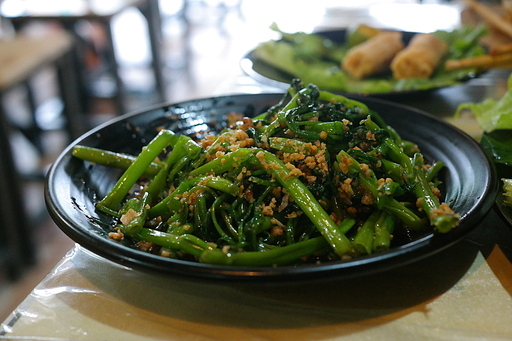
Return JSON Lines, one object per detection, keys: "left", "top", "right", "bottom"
{"left": 0, "top": 30, "right": 83, "bottom": 280}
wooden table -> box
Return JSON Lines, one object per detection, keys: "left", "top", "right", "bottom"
{"left": 0, "top": 31, "right": 85, "bottom": 139}
{"left": 0, "top": 0, "right": 165, "bottom": 115}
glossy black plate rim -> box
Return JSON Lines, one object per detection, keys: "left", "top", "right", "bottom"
{"left": 241, "top": 29, "right": 479, "bottom": 97}
{"left": 45, "top": 93, "right": 497, "bottom": 284}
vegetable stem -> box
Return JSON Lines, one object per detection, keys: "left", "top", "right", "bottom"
{"left": 257, "top": 150, "right": 353, "bottom": 257}
{"left": 199, "top": 236, "right": 329, "bottom": 266}
{"left": 97, "top": 129, "right": 176, "bottom": 212}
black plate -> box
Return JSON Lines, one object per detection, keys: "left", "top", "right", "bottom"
{"left": 241, "top": 29, "right": 478, "bottom": 97}
{"left": 45, "top": 94, "right": 497, "bottom": 283}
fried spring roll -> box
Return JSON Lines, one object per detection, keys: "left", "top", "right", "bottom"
{"left": 342, "top": 31, "right": 404, "bottom": 79}
{"left": 391, "top": 33, "right": 448, "bottom": 79}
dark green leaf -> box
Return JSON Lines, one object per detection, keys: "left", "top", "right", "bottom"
{"left": 480, "top": 130, "right": 512, "bottom": 166}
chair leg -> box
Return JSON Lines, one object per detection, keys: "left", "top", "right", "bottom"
{"left": 19, "top": 81, "right": 45, "bottom": 154}
{"left": 62, "top": 21, "right": 94, "bottom": 117}
{"left": 0, "top": 101, "right": 37, "bottom": 278}
{"left": 97, "top": 20, "right": 126, "bottom": 116}
{"left": 138, "top": 0, "right": 166, "bottom": 103}
{"left": 56, "top": 49, "right": 88, "bottom": 140}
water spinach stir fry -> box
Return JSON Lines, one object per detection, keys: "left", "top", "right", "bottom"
{"left": 73, "top": 80, "right": 460, "bottom": 266}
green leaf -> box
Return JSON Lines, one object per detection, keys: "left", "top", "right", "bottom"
{"left": 455, "top": 74, "right": 512, "bottom": 133}
{"left": 480, "top": 131, "right": 512, "bottom": 166}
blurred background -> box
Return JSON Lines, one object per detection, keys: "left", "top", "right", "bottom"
{"left": 0, "top": 0, "right": 507, "bottom": 320}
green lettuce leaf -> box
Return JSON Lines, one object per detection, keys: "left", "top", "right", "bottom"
{"left": 253, "top": 40, "right": 349, "bottom": 90}
{"left": 455, "top": 75, "right": 512, "bottom": 132}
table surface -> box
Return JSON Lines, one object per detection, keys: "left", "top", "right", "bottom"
{"left": 2, "top": 1, "right": 512, "bottom": 340}
{"left": 0, "top": 30, "right": 72, "bottom": 92}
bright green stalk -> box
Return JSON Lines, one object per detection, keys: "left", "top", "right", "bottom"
{"left": 257, "top": 150, "right": 353, "bottom": 257}
{"left": 199, "top": 236, "right": 329, "bottom": 266}
{"left": 373, "top": 211, "right": 395, "bottom": 252}
{"left": 148, "top": 176, "right": 240, "bottom": 218}
{"left": 337, "top": 150, "right": 426, "bottom": 230}
{"left": 203, "top": 177, "right": 240, "bottom": 196}
{"left": 412, "top": 153, "right": 459, "bottom": 233}
{"left": 145, "top": 136, "right": 201, "bottom": 200}
{"left": 337, "top": 150, "right": 387, "bottom": 209}
{"left": 318, "top": 90, "right": 369, "bottom": 111}
{"left": 165, "top": 135, "right": 202, "bottom": 183}
{"left": 352, "top": 210, "right": 380, "bottom": 255}
{"left": 425, "top": 161, "right": 445, "bottom": 182}
{"left": 97, "top": 129, "right": 176, "bottom": 212}
{"left": 258, "top": 87, "right": 316, "bottom": 143}
{"left": 117, "top": 192, "right": 151, "bottom": 235}
{"left": 269, "top": 137, "right": 318, "bottom": 154}
{"left": 134, "top": 229, "right": 214, "bottom": 257}
{"left": 210, "top": 195, "right": 238, "bottom": 244}
{"left": 148, "top": 178, "right": 197, "bottom": 218}
{"left": 72, "top": 145, "right": 162, "bottom": 176}
{"left": 189, "top": 148, "right": 254, "bottom": 176}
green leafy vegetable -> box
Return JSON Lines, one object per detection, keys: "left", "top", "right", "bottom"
{"left": 454, "top": 74, "right": 512, "bottom": 167}
{"left": 480, "top": 131, "right": 512, "bottom": 166}
{"left": 453, "top": 74, "right": 512, "bottom": 211}
{"left": 455, "top": 75, "right": 512, "bottom": 133}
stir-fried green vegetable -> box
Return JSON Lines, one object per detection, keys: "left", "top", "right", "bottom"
{"left": 73, "top": 80, "right": 459, "bottom": 266}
